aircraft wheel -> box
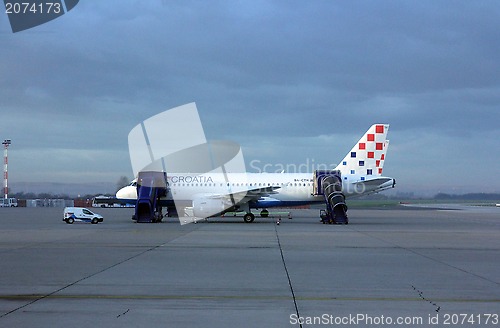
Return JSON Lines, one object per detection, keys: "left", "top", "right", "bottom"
{"left": 67, "top": 218, "right": 74, "bottom": 224}
{"left": 243, "top": 213, "right": 255, "bottom": 223}
{"left": 260, "top": 209, "right": 269, "bottom": 217}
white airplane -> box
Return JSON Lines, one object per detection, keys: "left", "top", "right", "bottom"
{"left": 116, "top": 124, "right": 395, "bottom": 224}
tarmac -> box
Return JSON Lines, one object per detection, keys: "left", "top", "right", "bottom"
{"left": 0, "top": 205, "right": 498, "bottom": 327}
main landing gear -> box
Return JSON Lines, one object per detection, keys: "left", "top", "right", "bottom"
{"left": 243, "top": 209, "right": 269, "bottom": 222}
{"left": 243, "top": 212, "right": 255, "bottom": 223}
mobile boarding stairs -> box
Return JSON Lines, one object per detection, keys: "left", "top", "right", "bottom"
{"left": 313, "top": 170, "right": 348, "bottom": 224}
{"left": 134, "top": 171, "right": 168, "bottom": 223}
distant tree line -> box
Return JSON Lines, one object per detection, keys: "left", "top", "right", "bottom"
{"left": 433, "top": 193, "right": 500, "bottom": 200}
{"left": 355, "top": 192, "right": 500, "bottom": 201}
{"left": 8, "top": 191, "right": 113, "bottom": 200}
{"left": 4, "top": 176, "right": 131, "bottom": 200}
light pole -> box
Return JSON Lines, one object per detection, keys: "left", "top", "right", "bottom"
{"left": 2, "top": 139, "right": 11, "bottom": 200}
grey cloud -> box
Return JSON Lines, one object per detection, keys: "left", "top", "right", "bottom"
{"left": 1, "top": 0, "right": 499, "bottom": 192}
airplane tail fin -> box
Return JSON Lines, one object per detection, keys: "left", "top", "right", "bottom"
{"left": 335, "top": 124, "right": 390, "bottom": 179}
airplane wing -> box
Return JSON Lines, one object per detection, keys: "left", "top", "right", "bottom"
{"left": 234, "top": 185, "right": 281, "bottom": 204}
{"left": 204, "top": 185, "right": 281, "bottom": 206}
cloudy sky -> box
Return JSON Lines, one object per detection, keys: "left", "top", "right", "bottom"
{"left": 1, "top": 1, "right": 499, "bottom": 195}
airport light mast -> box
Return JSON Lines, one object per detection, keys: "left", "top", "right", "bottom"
{"left": 3, "top": 139, "right": 11, "bottom": 200}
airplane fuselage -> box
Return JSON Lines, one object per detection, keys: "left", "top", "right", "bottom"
{"left": 117, "top": 172, "right": 395, "bottom": 209}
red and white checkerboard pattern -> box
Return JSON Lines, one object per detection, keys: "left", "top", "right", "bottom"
{"left": 337, "top": 124, "right": 390, "bottom": 177}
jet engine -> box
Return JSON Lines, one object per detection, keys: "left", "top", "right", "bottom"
{"left": 192, "top": 195, "right": 226, "bottom": 218}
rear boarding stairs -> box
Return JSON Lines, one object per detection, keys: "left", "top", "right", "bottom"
{"left": 313, "top": 170, "right": 348, "bottom": 224}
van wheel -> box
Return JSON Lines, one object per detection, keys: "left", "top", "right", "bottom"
{"left": 67, "top": 218, "right": 74, "bottom": 224}
{"left": 91, "top": 218, "right": 98, "bottom": 224}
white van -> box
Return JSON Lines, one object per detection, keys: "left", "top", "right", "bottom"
{"left": 63, "top": 207, "right": 104, "bottom": 224}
